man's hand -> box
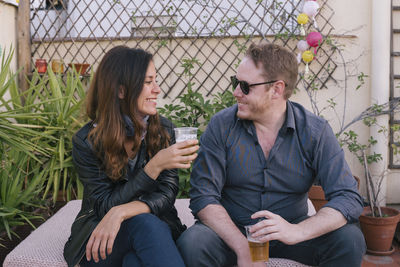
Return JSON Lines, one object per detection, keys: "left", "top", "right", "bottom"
{"left": 85, "top": 206, "right": 124, "bottom": 262}
{"left": 251, "top": 207, "right": 347, "bottom": 245}
{"left": 250, "top": 210, "right": 303, "bottom": 245}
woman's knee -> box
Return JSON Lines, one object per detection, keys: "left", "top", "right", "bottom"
{"left": 124, "top": 213, "right": 170, "bottom": 237}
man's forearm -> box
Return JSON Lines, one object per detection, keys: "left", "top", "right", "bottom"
{"left": 197, "top": 204, "right": 249, "bottom": 257}
{"left": 297, "top": 207, "right": 347, "bottom": 242}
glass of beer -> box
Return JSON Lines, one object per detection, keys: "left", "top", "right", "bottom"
{"left": 174, "top": 127, "right": 198, "bottom": 144}
{"left": 244, "top": 224, "right": 269, "bottom": 262}
{"left": 174, "top": 127, "right": 198, "bottom": 163}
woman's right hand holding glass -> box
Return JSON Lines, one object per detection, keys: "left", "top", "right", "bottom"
{"left": 144, "top": 139, "right": 199, "bottom": 179}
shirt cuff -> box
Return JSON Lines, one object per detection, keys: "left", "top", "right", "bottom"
{"left": 323, "top": 195, "right": 363, "bottom": 223}
{"left": 190, "top": 196, "right": 222, "bottom": 216}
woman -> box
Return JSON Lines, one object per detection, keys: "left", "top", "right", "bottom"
{"left": 64, "top": 46, "right": 199, "bottom": 267}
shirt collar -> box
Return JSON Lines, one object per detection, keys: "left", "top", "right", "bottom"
{"left": 236, "top": 101, "right": 296, "bottom": 135}
{"left": 283, "top": 100, "right": 296, "bottom": 132}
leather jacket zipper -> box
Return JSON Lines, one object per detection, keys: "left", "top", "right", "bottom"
{"left": 75, "top": 209, "right": 94, "bottom": 221}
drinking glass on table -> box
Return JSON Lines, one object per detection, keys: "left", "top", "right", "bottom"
{"left": 244, "top": 224, "right": 269, "bottom": 262}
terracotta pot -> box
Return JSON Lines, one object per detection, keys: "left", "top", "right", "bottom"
{"left": 35, "top": 59, "right": 47, "bottom": 73}
{"left": 308, "top": 185, "right": 327, "bottom": 212}
{"left": 68, "top": 63, "right": 90, "bottom": 75}
{"left": 308, "top": 176, "right": 360, "bottom": 212}
{"left": 359, "top": 206, "right": 400, "bottom": 255}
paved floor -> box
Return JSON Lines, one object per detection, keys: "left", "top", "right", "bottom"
{"left": 361, "top": 244, "right": 400, "bottom": 267}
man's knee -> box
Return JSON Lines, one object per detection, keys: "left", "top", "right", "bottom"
{"left": 177, "top": 223, "right": 215, "bottom": 258}
{"left": 177, "top": 223, "right": 235, "bottom": 267}
{"left": 326, "top": 224, "right": 366, "bottom": 264}
{"left": 332, "top": 224, "right": 366, "bottom": 252}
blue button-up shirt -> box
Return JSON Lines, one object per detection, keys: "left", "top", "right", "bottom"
{"left": 189, "top": 101, "right": 363, "bottom": 228}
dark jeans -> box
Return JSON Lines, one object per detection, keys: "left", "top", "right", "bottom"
{"left": 177, "top": 222, "right": 366, "bottom": 267}
{"left": 80, "top": 213, "right": 185, "bottom": 267}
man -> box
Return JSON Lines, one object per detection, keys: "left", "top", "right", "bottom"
{"left": 177, "top": 43, "right": 366, "bottom": 267}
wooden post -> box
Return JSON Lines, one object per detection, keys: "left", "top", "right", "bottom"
{"left": 17, "top": 0, "right": 31, "bottom": 94}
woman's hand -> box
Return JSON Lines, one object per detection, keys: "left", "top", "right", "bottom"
{"left": 85, "top": 206, "right": 124, "bottom": 263}
{"left": 85, "top": 201, "right": 150, "bottom": 263}
{"left": 144, "top": 139, "right": 199, "bottom": 179}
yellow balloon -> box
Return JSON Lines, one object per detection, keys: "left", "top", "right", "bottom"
{"left": 297, "top": 13, "right": 309, "bottom": 25}
{"left": 302, "top": 50, "right": 314, "bottom": 63}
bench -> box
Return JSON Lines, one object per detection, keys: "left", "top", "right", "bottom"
{"left": 4, "top": 199, "right": 316, "bottom": 267}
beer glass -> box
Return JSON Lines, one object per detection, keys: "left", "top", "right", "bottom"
{"left": 174, "top": 127, "right": 198, "bottom": 143}
{"left": 244, "top": 224, "right": 269, "bottom": 262}
{"left": 174, "top": 127, "right": 198, "bottom": 163}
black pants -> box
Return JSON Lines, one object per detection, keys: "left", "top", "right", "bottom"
{"left": 177, "top": 222, "right": 366, "bottom": 267}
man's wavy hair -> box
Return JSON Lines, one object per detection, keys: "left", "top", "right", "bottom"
{"left": 86, "top": 46, "right": 170, "bottom": 180}
{"left": 246, "top": 43, "right": 298, "bottom": 99}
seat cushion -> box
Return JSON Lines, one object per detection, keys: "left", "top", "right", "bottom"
{"left": 4, "top": 199, "right": 315, "bottom": 267}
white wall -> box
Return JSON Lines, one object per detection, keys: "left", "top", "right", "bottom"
{"left": 0, "top": 1, "right": 18, "bottom": 72}
{"left": 323, "top": 0, "right": 400, "bottom": 204}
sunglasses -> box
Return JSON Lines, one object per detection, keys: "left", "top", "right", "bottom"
{"left": 230, "top": 75, "right": 280, "bottom": 95}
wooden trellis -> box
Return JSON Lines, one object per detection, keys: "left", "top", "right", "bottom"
{"left": 25, "top": 0, "right": 336, "bottom": 101}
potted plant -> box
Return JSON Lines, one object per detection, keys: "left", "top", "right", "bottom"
{"left": 68, "top": 63, "right": 91, "bottom": 75}
{"left": 357, "top": 151, "right": 400, "bottom": 255}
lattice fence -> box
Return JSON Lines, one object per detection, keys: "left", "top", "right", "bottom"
{"left": 30, "top": 0, "right": 336, "bottom": 103}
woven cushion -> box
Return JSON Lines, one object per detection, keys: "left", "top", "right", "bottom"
{"left": 4, "top": 199, "right": 316, "bottom": 267}
{"left": 4, "top": 200, "right": 81, "bottom": 267}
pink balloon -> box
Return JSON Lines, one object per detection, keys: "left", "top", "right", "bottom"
{"left": 306, "top": 31, "right": 323, "bottom": 48}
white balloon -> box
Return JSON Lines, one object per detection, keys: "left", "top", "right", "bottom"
{"left": 303, "top": 1, "right": 319, "bottom": 17}
{"left": 297, "top": 40, "right": 309, "bottom": 51}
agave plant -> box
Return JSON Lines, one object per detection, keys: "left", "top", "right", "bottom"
{"left": 1, "top": 47, "right": 87, "bottom": 204}
{"left": 0, "top": 48, "right": 49, "bottom": 160}
{"left": 10, "top": 67, "right": 87, "bottom": 202}
{"left": 0, "top": 148, "right": 46, "bottom": 241}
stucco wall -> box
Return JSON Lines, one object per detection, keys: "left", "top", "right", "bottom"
{"left": 0, "top": 1, "right": 18, "bottom": 72}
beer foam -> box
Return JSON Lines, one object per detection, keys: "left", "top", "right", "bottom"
{"left": 176, "top": 134, "right": 197, "bottom": 143}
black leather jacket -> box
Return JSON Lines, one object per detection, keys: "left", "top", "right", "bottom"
{"left": 63, "top": 116, "right": 186, "bottom": 267}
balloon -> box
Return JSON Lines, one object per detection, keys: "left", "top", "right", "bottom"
{"left": 297, "top": 40, "right": 310, "bottom": 63}
{"left": 297, "top": 13, "right": 309, "bottom": 25}
{"left": 302, "top": 50, "right": 314, "bottom": 63}
{"left": 303, "top": 1, "right": 319, "bottom": 17}
{"left": 297, "top": 40, "right": 309, "bottom": 51}
{"left": 297, "top": 13, "right": 308, "bottom": 36}
{"left": 306, "top": 31, "right": 323, "bottom": 49}
{"left": 302, "top": 50, "right": 314, "bottom": 75}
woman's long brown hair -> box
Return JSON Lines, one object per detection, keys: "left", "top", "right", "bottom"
{"left": 86, "top": 46, "right": 170, "bottom": 180}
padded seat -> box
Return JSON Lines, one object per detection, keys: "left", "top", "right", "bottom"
{"left": 4, "top": 199, "right": 316, "bottom": 267}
